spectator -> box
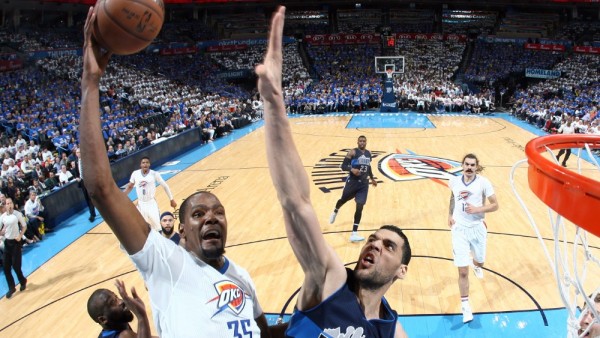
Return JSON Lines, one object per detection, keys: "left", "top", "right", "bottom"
{"left": 24, "top": 190, "right": 45, "bottom": 240}
{"left": 44, "top": 172, "right": 60, "bottom": 191}
{"left": 28, "top": 178, "right": 46, "bottom": 195}
{"left": 57, "top": 164, "right": 74, "bottom": 186}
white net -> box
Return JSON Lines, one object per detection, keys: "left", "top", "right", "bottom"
{"left": 510, "top": 141, "right": 600, "bottom": 338}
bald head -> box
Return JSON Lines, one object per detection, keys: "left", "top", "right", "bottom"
{"left": 87, "top": 289, "right": 111, "bottom": 323}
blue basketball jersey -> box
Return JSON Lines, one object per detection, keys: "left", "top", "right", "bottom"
{"left": 348, "top": 148, "right": 372, "bottom": 182}
{"left": 98, "top": 327, "right": 129, "bottom": 338}
{"left": 285, "top": 268, "right": 397, "bottom": 338}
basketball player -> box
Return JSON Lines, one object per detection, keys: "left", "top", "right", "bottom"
{"left": 123, "top": 157, "right": 177, "bottom": 232}
{"left": 579, "top": 293, "right": 600, "bottom": 338}
{"left": 80, "top": 7, "right": 285, "bottom": 337}
{"left": 257, "top": 7, "right": 410, "bottom": 337}
{"left": 329, "top": 135, "right": 377, "bottom": 242}
{"left": 158, "top": 211, "right": 180, "bottom": 245}
{"left": 556, "top": 117, "right": 576, "bottom": 167}
{"left": 448, "top": 153, "right": 499, "bottom": 323}
{"left": 87, "top": 279, "right": 154, "bottom": 338}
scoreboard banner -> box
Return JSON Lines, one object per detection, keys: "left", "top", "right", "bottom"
{"left": 574, "top": 46, "right": 600, "bottom": 54}
{"left": 524, "top": 43, "right": 566, "bottom": 52}
{"left": 0, "top": 59, "right": 22, "bottom": 72}
{"left": 525, "top": 68, "right": 561, "bottom": 79}
{"left": 394, "top": 33, "right": 467, "bottom": 42}
{"left": 304, "top": 33, "right": 380, "bottom": 46}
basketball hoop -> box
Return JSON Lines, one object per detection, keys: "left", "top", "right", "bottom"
{"left": 510, "top": 134, "right": 600, "bottom": 337}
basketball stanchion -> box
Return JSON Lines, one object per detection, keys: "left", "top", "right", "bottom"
{"left": 510, "top": 134, "right": 600, "bottom": 338}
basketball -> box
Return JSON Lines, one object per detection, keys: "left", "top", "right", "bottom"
{"left": 93, "top": 0, "right": 165, "bottom": 55}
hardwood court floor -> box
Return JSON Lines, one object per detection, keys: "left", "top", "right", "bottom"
{"left": 1, "top": 113, "right": 599, "bottom": 337}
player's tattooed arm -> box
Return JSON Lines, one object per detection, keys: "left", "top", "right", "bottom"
{"left": 448, "top": 192, "right": 456, "bottom": 228}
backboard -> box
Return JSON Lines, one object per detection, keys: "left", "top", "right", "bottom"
{"left": 375, "top": 56, "right": 404, "bottom": 74}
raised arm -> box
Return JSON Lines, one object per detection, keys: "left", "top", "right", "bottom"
{"left": 256, "top": 6, "right": 346, "bottom": 310}
{"left": 79, "top": 7, "right": 149, "bottom": 254}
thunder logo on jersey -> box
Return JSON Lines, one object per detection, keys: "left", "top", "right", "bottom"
{"left": 207, "top": 280, "right": 250, "bottom": 317}
{"left": 458, "top": 190, "right": 471, "bottom": 201}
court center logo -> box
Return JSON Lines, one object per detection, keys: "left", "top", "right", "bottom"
{"left": 378, "top": 153, "right": 461, "bottom": 181}
{"left": 312, "top": 149, "right": 460, "bottom": 192}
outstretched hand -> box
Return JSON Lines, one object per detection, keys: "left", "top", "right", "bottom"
{"left": 255, "top": 7, "right": 285, "bottom": 104}
{"left": 83, "top": 7, "right": 112, "bottom": 80}
{"left": 114, "top": 279, "right": 148, "bottom": 319}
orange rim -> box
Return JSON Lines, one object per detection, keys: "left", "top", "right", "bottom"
{"left": 525, "top": 134, "right": 600, "bottom": 238}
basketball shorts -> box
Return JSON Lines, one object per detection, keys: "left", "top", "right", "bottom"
{"left": 451, "top": 221, "right": 487, "bottom": 267}
{"left": 340, "top": 179, "right": 369, "bottom": 205}
{"left": 137, "top": 199, "right": 161, "bottom": 232}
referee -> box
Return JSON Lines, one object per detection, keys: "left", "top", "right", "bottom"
{"left": 1, "top": 197, "right": 28, "bottom": 299}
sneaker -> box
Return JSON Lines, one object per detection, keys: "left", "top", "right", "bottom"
{"left": 472, "top": 265, "right": 484, "bottom": 279}
{"left": 329, "top": 211, "right": 337, "bottom": 224}
{"left": 462, "top": 303, "right": 474, "bottom": 323}
{"left": 349, "top": 232, "right": 364, "bottom": 242}
{"left": 20, "top": 279, "right": 27, "bottom": 291}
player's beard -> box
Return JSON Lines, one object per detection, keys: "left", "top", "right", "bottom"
{"left": 354, "top": 268, "right": 392, "bottom": 291}
{"left": 201, "top": 245, "right": 225, "bottom": 259}
{"left": 161, "top": 226, "right": 174, "bottom": 236}
{"left": 107, "top": 308, "right": 134, "bottom": 324}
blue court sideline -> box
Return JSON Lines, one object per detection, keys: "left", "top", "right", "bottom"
{"left": 2, "top": 112, "right": 581, "bottom": 337}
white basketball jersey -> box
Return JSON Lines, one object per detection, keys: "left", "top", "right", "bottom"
{"left": 130, "top": 231, "right": 262, "bottom": 338}
{"left": 449, "top": 174, "right": 495, "bottom": 226}
{"left": 130, "top": 169, "right": 158, "bottom": 203}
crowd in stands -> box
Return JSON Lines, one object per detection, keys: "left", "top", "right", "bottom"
{"left": 464, "top": 41, "right": 564, "bottom": 83}
{"left": 497, "top": 12, "right": 560, "bottom": 38}
{"left": 212, "top": 12, "right": 268, "bottom": 39}
{"left": 283, "top": 37, "right": 495, "bottom": 114}
{"left": 512, "top": 53, "right": 599, "bottom": 139}
{"left": 1, "top": 29, "right": 80, "bottom": 51}
{"left": 391, "top": 38, "right": 497, "bottom": 113}
{"left": 208, "top": 41, "right": 310, "bottom": 91}
{"left": 0, "top": 30, "right": 265, "bottom": 247}
{"left": 554, "top": 19, "right": 600, "bottom": 43}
